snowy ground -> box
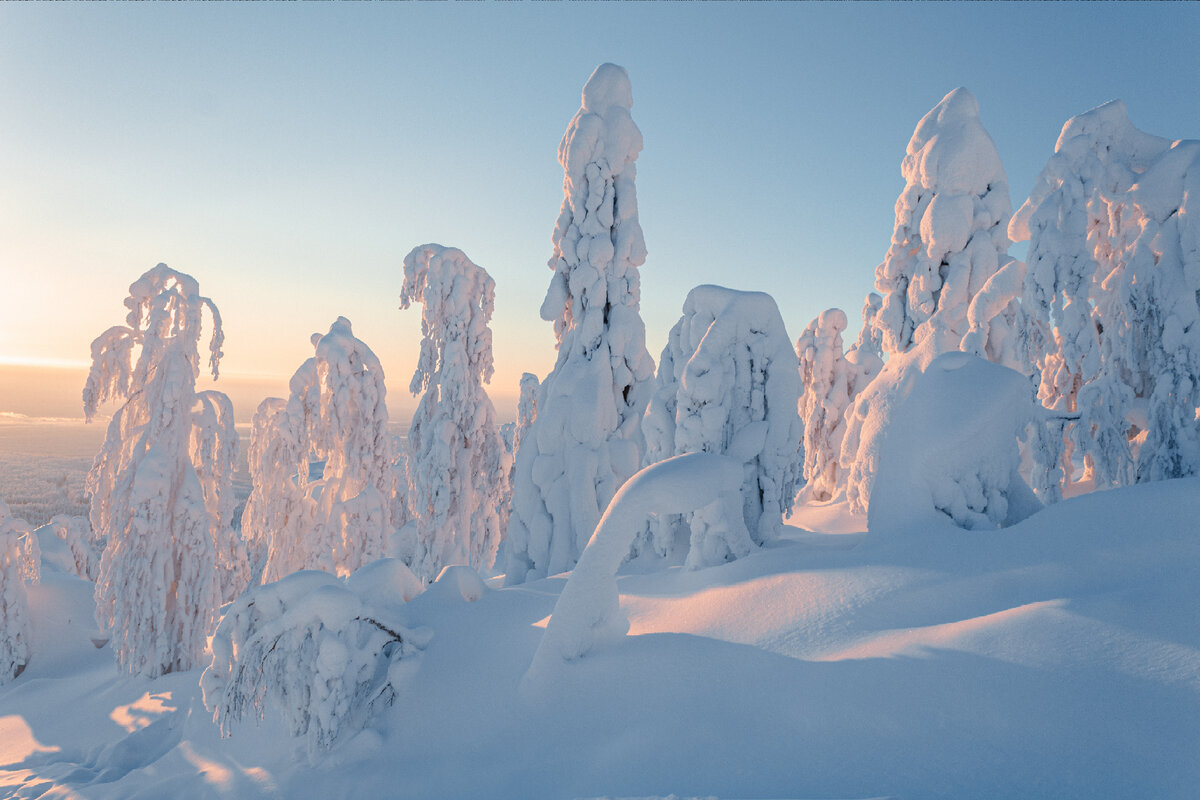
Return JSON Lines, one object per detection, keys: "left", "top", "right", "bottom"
{"left": 2, "top": 472, "right": 1197, "bottom": 799}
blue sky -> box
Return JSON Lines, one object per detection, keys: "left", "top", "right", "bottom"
{"left": 1, "top": 2, "right": 1197, "bottom": 421}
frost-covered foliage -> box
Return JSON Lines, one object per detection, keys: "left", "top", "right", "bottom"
{"left": 261, "top": 318, "right": 392, "bottom": 582}
{"left": 1011, "top": 101, "right": 1200, "bottom": 492}
{"left": 191, "top": 391, "right": 249, "bottom": 601}
{"left": 1, "top": 498, "right": 38, "bottom": 684}
{"left": 797, "top": 309, "right": 882, "bottom": 502}
{"left": 201, "top": 560, "right": 427, "bottom": 759}
{"left": 843, "top": 89, "right": 1016, "bottom": 516}
{"left": 869, "top": 353, "right": 1041, "bottom": 533}
{"left": 241, "top": 398, "right": 301, "bottom": 582}
{"left": 640, "top": 286, "right": 803, "bottom": 568}
{"left": 506, "top": 64, "right": 656, "bottom": 584}
{"left": 45, "top": 513, "right": 100, "bottom": 580}
{"left": 523, "top": 452, "right": 742, "bottom": 690}
{"left": 84, "top": 264, "right": 233, "bottom": 677}
{"left": 400, "top": 244, "right": 507, "bottom": 582}
{"left": 513, "top": 372, "right": 539, "bottom": 460}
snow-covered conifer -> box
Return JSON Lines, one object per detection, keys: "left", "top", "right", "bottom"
{"left": 84, "top": 264, "right": 231, "bottom": 677}
{"left": 1, "top": 498, "right": 38, "bottom": 684}
{"left": 261, "top": 318, "right": 392, "bottom": 582}
{"left": 240, "top": 398, "right": 304, "bottom": 583}
{"left": 400, "top": 244, "right": 507, "bottom": 582}
{"left": 192, "top": 390, "right": 249, "bottom": 601}
{"left": 639, "top": 285, "right": 803, "bottom": 568}
{"left": 505, "top": 64, "right": 656, "bottom": 584}
{"left": 45, "top": 514, "right": 99, "bottom": 581}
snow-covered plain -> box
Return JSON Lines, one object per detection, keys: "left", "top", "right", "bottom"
{"left": 1, "top": 461, "right": 1197, "bottom": 798}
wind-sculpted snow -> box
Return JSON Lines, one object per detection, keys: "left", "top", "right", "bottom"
{"left": 400, "top": 244, "right": 507, "bottom": 582}
{"left": 869, "top": 352, "right": 1040, "bottom": 532}
{"left": 0, "top": 498, "right": 37, "bottom": 684}
{"left": 641, "top": 286, "right": 802, "bottom": 567}
{"left": 506, "top": 64, "right": 655, "bottom": 584}
{"left": 84, "top": 264, "right": 232, "bottom": 677}
{"left": 260, "top": 317, "right": 392, "bottom": 582}
{"left": 201, "top": 561, "right": 428, "bottom": 759}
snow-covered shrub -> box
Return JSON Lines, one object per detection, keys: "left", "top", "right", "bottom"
{"left": 506, "top": 63, "right": 656, "bottom": 584}
{"left": 45, "top": 513, "right": 99, "bottom": 580}
{"left": 261, "top": 318, "right": 392, "bottom": 582}
{"left": 868, "top": 352, "right": 1041, "bottom": 533}
{"left": 640, "top": 285, "right": 802, "bottom": 568}
{"left": 1012, "top": 101, "right": 1200, "bottom": 492}
{"left": 400, "top": 244, "right": 507, "bottom": 582}
{"left": 1, "top": 498, "right": 38, "bottom": 684}
{"left": 191, "top": 390, "right": 249, "bottom": 601}
{"left": 201, "top": 560, "right": 427, "bottom": 759}
{"left": 843, "top": 88, "right": 1016, "bottom": 515}
{"left": 241, "top": 398, "right": 303, "bottom": 582}
{"left": 84, "top": 264, "right": 233, "bottom": 677}
{"left": 796, "top": 309, "right": 882, "bottom": 502}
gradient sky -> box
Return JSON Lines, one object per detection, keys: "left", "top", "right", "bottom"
{"left": 2, "top": 2, "right": 1198, "bottom": 423}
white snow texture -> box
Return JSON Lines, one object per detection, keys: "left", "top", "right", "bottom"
{"left": 0, "top": 498, "right": 38, "bottom": 684}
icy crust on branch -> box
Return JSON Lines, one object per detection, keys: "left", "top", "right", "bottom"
{"left": 523, "top": 453, "right": 742, "bottom": 690}
{"left": 1, "top": 499, "right": 38, "bottom": 684}
{"left": 867, "top": 88, "right": 1016, "bottom": 357}
{"left": 640, "top": 286, "right": 803, "bottom": 567}
{"left": 796, "top": 309, "right": 882, "bottom": 502}
{"left": 85, "top": 264, "right": 232, "bottom": 677}
{"left": 1010, "top": 101, "right": 1200, "bottom": 492}
{"left": 400, "top": 244, "right": 507, "bottom": 582}
{"left": 262, "top": 318, "right": 392, "bottom": 582}
{"left": 201, "top": 560, "right": 427, "bottom": 760}
{"left": 506, "top": 64, "right": 655, "bottom": 585}
{"left": 869, "top": 353, "right": 1040, "bottom": 532}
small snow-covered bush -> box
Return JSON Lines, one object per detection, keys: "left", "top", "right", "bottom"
{"left": 45, "top": 513, "right": 100, "bottom": 580}
{"left": 201, "top": 559, "right": 427, "bottom": 759}
{"left": 868, "top": 352, "right": 1041, "bottom": 532}
{"left": 1, "top": 498, "right": 39, "bottom": 683}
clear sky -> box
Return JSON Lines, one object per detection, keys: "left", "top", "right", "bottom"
{"left": 1, "top": 2, "right": 1197, "bottom": 423}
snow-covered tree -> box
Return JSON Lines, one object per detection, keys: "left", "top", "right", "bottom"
{"left": 505, "top": 63, "right": 656, "bottom": 584}
{"left": 1, "top": 498, "right": 38, "bottom": 684}
{"left": 1010, "top": 101, "right": 1200, "bottom": 493}
{"left": 400, "top": 244, "right": 507, "bottom": 582}
{"left": 261, "top": 318, "right": 392, "bottom": 582}
{"left": 201, "top": 560, "right": 427, "bottom": 759}
{"left": 84, "top": 264, "right": 233, "bottom": 677}
{"left": 241, "top": 397, "right": 304, "bottom": 583}
{"left": 796, "top": 309, "right": 881, "bottom": 502}
{"left": 45, "top": 514, "right": 100, "bottom": 581}
{"left": 191, "top": 390, "right": 249, "bottom": 601}
{"left": 639, "top": 285, "right": 803, "bottom": 568}
{"left": 842, "top": 88, "right": 1016, "bottom": 515}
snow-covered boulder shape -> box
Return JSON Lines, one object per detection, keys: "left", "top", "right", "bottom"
{"left": 641, "top": 286, "right": 803, "bottom": 567}
{"left": 868, "top": 352, "right": 1040, "bottom": 533}
{"left": 84, "top": 264, "right": 236, "bottom": 677}
{"left": 261, "top": 318, "right": 393, "bottom": 582}
{"left": 796, "top": 308, "right": 882, "bottom": 502}
{"left": 843, "top": 89, "right": 1017, "bottom": 516}
{"left": 522, "top": 452, "right": 742, "bottom": 691}
{"left": 202, "top": 561, "right": 427, "bottom": 760}
{"left": 400, "top": 244, "right": 507, "bottom": 582}
{"left": 505, "top": 63, "right": 656, "bottom": 585}
{"left": 1011, "top": 100, "right": 1200, "bottom": 492}
{"left": 1, "top": 499, "right": 38, "bottom": 684}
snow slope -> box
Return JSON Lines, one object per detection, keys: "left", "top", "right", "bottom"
{"left": 2, "top": 477, "right": 1198, "bottom": 799}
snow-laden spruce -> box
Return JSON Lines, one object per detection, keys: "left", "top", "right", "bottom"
{"left": 400, "top": 244, "right": 507, "bottom": 582}
{"left": 201, "top": 559, "right": 427, "bottom": 759}
{"left": 0, "top": 498, "right": 38, "bottom": 684}
{"left": 796, "top": 309, "right": 881, "bottom": 502}
{"left": 1011, "top": 101, "right": 1200, "bottom": 493}
{"left": 640, "top": 285, "right": 802, "bottom": 567}
{"left": 843, "top": 89, "right": 1017, "bottom": 516}
{"left": 260, "top": 318, "right": 392, "bottom": 582}
{"left": 191, "top": 390, "right": 248, "bottom": 601}
{"left": 240, "top": 398, "right": 300, "bottom": 582}
{"left": 505, "top": 63, "right": 656, "bottom": 584}
{"left": 83, "top": 264, "right": 236, "bottom": 677}
{"left": 869, "top": 353, "right": 1041, "bottom": 532}
{"left": 44, "top": 513, "right": 100, "bottom": 581}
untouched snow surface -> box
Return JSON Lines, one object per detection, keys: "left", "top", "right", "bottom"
{"left": 3, "top": 476, "right": 1199, "bottom": 798}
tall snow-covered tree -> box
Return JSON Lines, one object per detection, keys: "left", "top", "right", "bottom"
{"left": 400, "top": 244, "right": 507, "bottom": 582}
{"left": 84, "top": 264, "right": 233, "bottom": 677}
{"left": 241, "top": 397, "right": 304, "bottom": 582}
{"left": 505, "top": 63, "right": 656, "bottom": 584}
{"left": 796, "top": 308, "right": 881, "bottom": 502}
{"left": 260, "top": 318, "right": 392, "bottom": 582}
{"left": 841, "top": 88, "right": 1017, "bottom": 515}
{"left": 191, "top": 390, "right": 249, "bottom": 601}
{"left": 1, "top": 498, "right": 38, "bottom": 684}
{"left": 640, "top": 285, "right": 803, "bottom": 568}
